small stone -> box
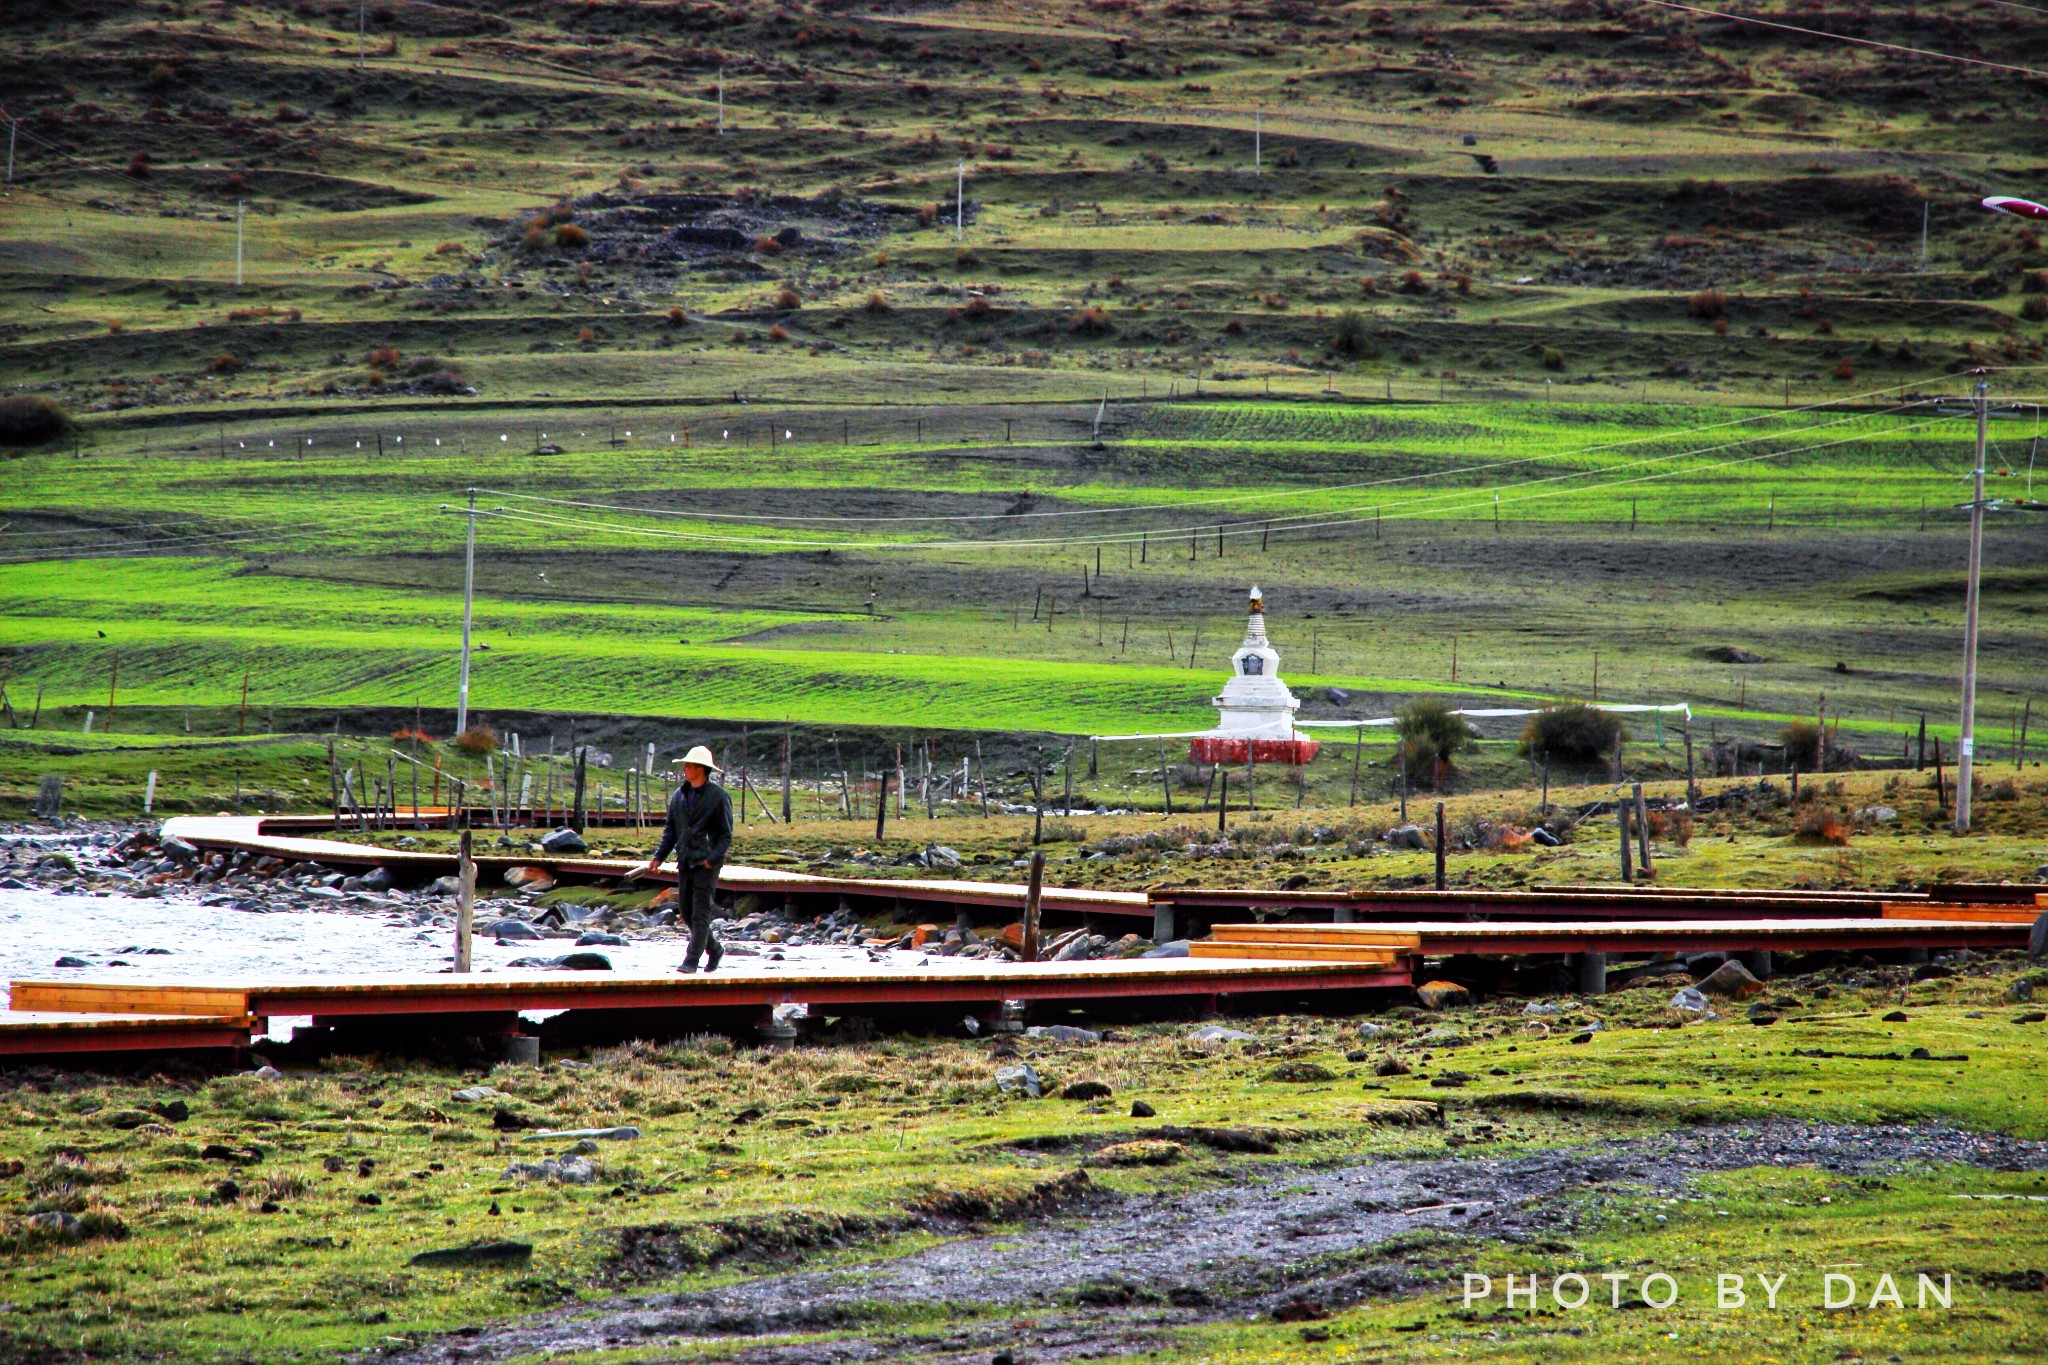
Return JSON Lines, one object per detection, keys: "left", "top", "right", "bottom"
{"left": 554, "top": 952, "right": 613, "bottom": 971}
{"left": 1092, "top": 1139, "right": 1184, "bottom": 1166}
{"left": 575, "top": 931, "right": 628, "bottom": 947}
{"left": 250, "top": 1065, "right": 283, "bottom": 1080}
{"left": 1186, "top": 1024, "right": 1256, "bottom": 1044}
{"left": 52, "top": 956, "right": 90, "bottom": 969}
{"left": 484, "top": 919, "right": 543, "bottom": 941}
{"left": 539, "top": 829, "right": 588, "bottom": 854}
{"left": 27, "top": 1211, "right": 81, "bottom": 1239}
{"left": 1025, "top": 1024, "right": 1100, "bottom": 1044}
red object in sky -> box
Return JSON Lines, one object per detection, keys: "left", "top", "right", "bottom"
{"left": 1190, "top": 735, "right": 1321, "bottom": 766}
{"left": 1983, "top": 196, "right": 2048, "bottom": 220}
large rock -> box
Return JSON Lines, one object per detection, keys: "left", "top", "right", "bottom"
{"left": 357, "top": 866, "right": 394, "bottom": 892}
{"left": 554, "top": 952, "right": 613, "bottom": 971}
{"left": 1415, "top": 980, "right": 1471, "bottom": 1010}
{"left": 1698, "top": 959, "right": 1766, "bottom": 997}
{"left": 160, "top": 836, "right": 200, "bottom": 865}
{"left": 539, "top": 828, "right": 588, "bottom": 854}
{"left": 994, "top": 1064, "right": 1043, "bottom": 1099}
{"left": 2031, "top": 910, "right": 2048, "bottom": 962}
{"left": 484, "top": 919, "right": 543, "bottom": 940}
{"left": 1384, "top": 824, "right": 1428, "bottom": 850}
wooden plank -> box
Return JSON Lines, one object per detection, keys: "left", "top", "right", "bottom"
{"left": 1927, "top": 883, "right": 2048, "bottom": 906}
{"left": 1189, "top": 943, "right": 1405, "bottom": 964}
{"left": 1881, "top": 902, "right": 2040, "bottom": 924}
{"left": 1531, "top": 883, "right": 1915, "bottom": 901}
{"left": 1206, "top": 927, "right": 1424, "bottom": 950}
{"left": 7, "top": 983, "right": 251, "bottom": 1017}
{"left": 0, "top": 1011, "right": 251, "bottom": 1057}
{"left": 1203, "top": 918, "right": 2027, "bottom": 955}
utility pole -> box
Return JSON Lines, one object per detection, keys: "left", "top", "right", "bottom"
{"left": 234, "top": 199, "right": 245, "bottom": 286}
{"left": 457, "top": 488, "right": 478, "bottom": 736}
{"left": 956, "top": 161, "right": 965, "bottom": 241}
{"left": 1955, "top": 378, "right": 1989, "bottom": 832}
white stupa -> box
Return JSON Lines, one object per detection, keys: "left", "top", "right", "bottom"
{"left": 1189, "top": 587, "right": 1320, "bottom": 765}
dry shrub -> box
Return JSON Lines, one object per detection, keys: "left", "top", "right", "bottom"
{"left": 864, "top": 290, "right": 892, "bottom": 314}
{"left": 667, "top": 306, "right": 687, "bottom": 326}
{"left": 753, "top": 234, "right": 783, "bottom": 254}
{"left": 433, "top": 241, "right": 466, "bottom": 256}
{"left": 1690, "top": 287, "right": 1727, "bottom": 319}
{"left": 767, "top": 324, "right": 790, "bottom": 342}
{"left": 576, "top": 261, "right": 593, "bottom": 282}
{"left": 916, "top": 204, "right": 938, "bottom": 228}
{"left": 774, "top": 287, "right": 802, "bottom": 310}
{"left": 955, "top": 248, "right": 980, "bottom": 267}
{"left": 1646, "top": 809, "right": 1694, "bottom": 846}
{"left": 1711, "top": 317, "right": 1729, "bottom": 335}
{"left": 556, "top": 223, "right": 588, "bottom": 249}
{"left": 578, "top": 326, "right": 598, "bottom": 344}
{"left": 522, "top": 221, "right": 548, "bottom": 250}
{"left": 2023, "top": 295, "right": 2048, "bottom": 323}
{"left": 545, "top": 203, "right": 576, "bottom": 225}
{"left": 1832, "top": 356, "right": 1855, "bottom": 380}
{"left": 874, "top": 250, "right": 889, "bottom": 266}
{"left": 1778, "top": 721, "right": 1823, "bottom": 769}
{"left": 1069, "top": 305, "right": 1112, "bottom": 337}
{"left": 106, "top": 319, "right": 124, "bottom": 333}
{"left": 1793, "top": 805, "right": 1851, "bottom": 846}
{"left": 364, "top": 344, "right": 401, "bottom": 369}
{"left": 210, "top": 354, "right": 242, "bottom": 374}
{"left": 1813, "top": 316, "right": 1834, "bottom": 334}
{"left": 2022, "top": 269, "right": 2048, "bottom": 294}
{"left": 391, "top": 726, "right": 435, "bottom": 746}
{"left": 1398, "top": 270, "right": 1427, "bottom": 294}
{"left": 453, "top": 726, "right": 499, "bottom": 756}
{"left": 1222, "top": 316, "right": 1245, "bottom": 335}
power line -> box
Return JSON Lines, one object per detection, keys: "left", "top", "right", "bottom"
{"left": 1632, "top": 0, "right": 2048, "bottom": 81}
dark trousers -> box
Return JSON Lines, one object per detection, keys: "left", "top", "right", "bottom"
{"left": 680, "top": 864, "right": 722, "bottom": 968}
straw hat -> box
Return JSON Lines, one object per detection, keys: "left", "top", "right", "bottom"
{"left": 675, "top": 744, "right": 719, "bottom": 771}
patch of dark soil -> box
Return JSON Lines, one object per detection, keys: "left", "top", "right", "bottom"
{"left": 606, "top": 1171, "right": 1101, "bottom": 1285}
{"left": 991, "top": 1125, "right": 1305, "bottom": 1157}
{"left": 377, "top": 1122, "right": 2048, "bottom": 1365}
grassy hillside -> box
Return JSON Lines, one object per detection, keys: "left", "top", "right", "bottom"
{"left": 1, "top": 0, "right": 2043, "bottom": 766}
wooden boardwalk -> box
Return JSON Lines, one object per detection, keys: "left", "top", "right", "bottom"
{"left": 1192, "top": 916, "right": 2031, "bottom": 962}
{"left": 162, "top": 816, "right": 1153, "bottom": 924}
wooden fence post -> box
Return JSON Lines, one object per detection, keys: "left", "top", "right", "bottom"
{"left": 1021, "top": 850, "right": 1045, "bottom": 962}
{"left": 1633, "top": 782, "right": 1653, "bottom": 880}
{"left": 454, "top": 829, "right": 475, "bottom": 973}
{"left": 1434, "top": 801, "right": 1447, "bottom": 890}
{"left": 1617, "top": 797, "right": 1633, "bottom": 881}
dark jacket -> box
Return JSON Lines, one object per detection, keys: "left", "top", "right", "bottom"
{"left": 653, "top": 778, "right": 733, "bottom": 871}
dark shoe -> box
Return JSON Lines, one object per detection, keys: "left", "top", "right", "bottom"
{"left": 676, "top": 962, "right": 700, "bottom": 974}
{"left": 705, "top": 949, "right": 723, "bottom": 973}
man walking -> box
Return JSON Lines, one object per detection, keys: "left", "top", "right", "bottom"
{"left": 636, "top": 745, "right": 732, "bottom": 973}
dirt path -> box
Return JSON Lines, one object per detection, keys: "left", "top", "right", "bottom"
{"left": 375, "top": 1122, "right": 2048, "bottom": 1365}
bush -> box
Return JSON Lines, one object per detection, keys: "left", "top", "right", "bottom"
{"left": 555, "top": 223, "right": 588, "bottom": 249}
{"left": 0, "top": 395, "right": 73, "bottom": 447}
{"left": 1518, "top": 703, "right": 1626, "bottom": 765}
{"left": 767, "top": 324, "right": 790, "bottom": 342}
{"left": 210, "top": 354, "right": 242, "bottom": 374}
{"left": 753, "top": 234, "right": 783, "bottom": 254}
{"left": 1222, "top": 316, "right": 1245, "bottom": 335}
{"left": 2023, "top": 269, "right": 2048, "bottom": 294}
{"left": 391, "top": 727, "right": 435, "bottom": 746}
{"left": 1778, "top": 721, "right": 1823, "bottom": 769}
{"left": 1396, "top": 697, "right": 1471, "bottom": 785}
{"left": 864, "top": 290, "right": 892, "bottom": 314}
{"left": 1069, "top": 305, "right": 1113, "bottom": 337}
{"left": 1398, "top": 270, "right": 1427, "bottom": 294}
{"left": 1333, "top": 309, "right": 1370, "bottom": 358}
{"left": 453, "top": 726, "right": 499, "bottom": 756}
{"left": 577, "top": 326, "right": 597, "bottom": 345}
{"left": 1832, "top": 355, "right": 1855, "bottom": 380}
{"left": 106, "top": 319, "right": 124, "bottom": 334}
{"left": 774, "top": 287, "right": 801, "bottom": 311}
{"left": 1690, "top": 287, "right": 1727, "bottom": 319}
{"left": 2023, "top": 294, "right": 2048, "bottom": 323}
{"left": 364, "top": 344, "right": 401, "bottom": 369}
{"left": 667, "top": 306, "right": 687, "bottom": 327}
{"left": 1541, "top": 345, "right": 1565, "bottom": 370}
